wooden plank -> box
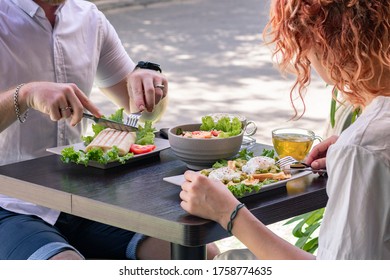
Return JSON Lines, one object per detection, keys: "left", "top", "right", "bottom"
{"left": 0, "top": 175, "right": 72, "bottom": 213}
{"left": 71, "top": 195, "right": 186, "bottom": 244}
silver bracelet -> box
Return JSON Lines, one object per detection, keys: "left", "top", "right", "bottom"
{"left": 13, "top": 83, "right": 28, "bottom": 123}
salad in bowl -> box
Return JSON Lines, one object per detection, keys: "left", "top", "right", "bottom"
{"left": 168, "top": 115, "right": 245, "bottom": 170}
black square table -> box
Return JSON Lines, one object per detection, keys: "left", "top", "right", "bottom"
{"left": 0, "top": 143, "right": 328, "bottom": 259}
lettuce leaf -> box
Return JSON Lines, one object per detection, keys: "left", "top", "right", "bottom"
{"left": 260, "top": 148, "right": 276, "bottom": 159}
{"left": 200, "top": 116, "right": 242, "bottom": 137}
{"left": 60, "top": 146, "right": 134, "bottom": 166}
{"left": 235, "top": 148, "right": 254, "bottom": 161}
{"left": 109, "top": 108, "right": 125, "bottom": 123}
{"left": 200, "top": 116, "right": 215, "bottom": 131}
{"left": 228, "top": 178, "right": 276, "bottom": 198}
{"left": 135, "top": 120, "right": 156, "bottom": 145}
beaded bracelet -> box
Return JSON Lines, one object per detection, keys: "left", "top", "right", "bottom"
{"left": 13, "top": 83, "right": 28, "bottom": 123}
{"left": 227, "top": 203, "right": 246, "bottom": 235}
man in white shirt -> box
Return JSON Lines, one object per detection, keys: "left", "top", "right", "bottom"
{"left": 0, "top": 0, "right": 184, "bottom": 260}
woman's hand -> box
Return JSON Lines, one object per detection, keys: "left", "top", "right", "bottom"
{"left": 180, "top": 170, "right": 240, "bottom": 228}
{"left": 22, "top": 82, "right": 102, "bottom": 126}
{"left": 305, "top": 135, "right": 339, "bottom": 169}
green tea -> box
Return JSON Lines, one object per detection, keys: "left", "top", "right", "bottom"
{"left": 272, "top": 133, "right": 314, "bottom": 161}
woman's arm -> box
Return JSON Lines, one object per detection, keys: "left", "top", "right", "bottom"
{"left": 228, "top": 206, "right": 315, "bottom": 260}
{"left": 180, "top": 171, "right": 315, "bottom": 260}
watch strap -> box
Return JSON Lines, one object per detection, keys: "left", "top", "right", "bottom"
{"left": 135, "top": 61, "right": 162, "bottom": 72}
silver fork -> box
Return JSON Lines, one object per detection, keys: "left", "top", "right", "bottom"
{"left": 124, "top": 112, "right": 142, "bottom": 128}
{"left": 275, "top": 156, "right": 299, "bottom": 169}
{"left": 276, "top": 156, "right": 327, "bottom": 173}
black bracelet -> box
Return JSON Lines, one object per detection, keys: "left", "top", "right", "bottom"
{"left": 135, "top": 61, "right": 162, "bottom": 72}
{"left": 227, "top": 203, "right": 246, "bottom": 235}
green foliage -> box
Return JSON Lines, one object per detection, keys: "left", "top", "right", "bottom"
{"left": 330, "top": 88, "right": 338, "bottom": 128}
{"left": 351, "top": 107, "right": 361, "bottom": 123}
{"left": 330, "top": 87, "right": 361, "bottom": 128}
{"left": 284, "top": 208, "right": 324, "bottom": 253}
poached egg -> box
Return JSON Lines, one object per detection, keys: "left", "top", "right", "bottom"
{"left": 208, "top": 166, "right": 242, "bottom": 182}
{"left": 242, "top": 156, "right": 275, "bottom": 174}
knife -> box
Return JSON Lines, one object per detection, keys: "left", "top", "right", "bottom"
{"left": 82, "top": 113, "right": 138, "bottom": 132}
{"left": 284, "top": 167, "right": 327, "bottom": 174}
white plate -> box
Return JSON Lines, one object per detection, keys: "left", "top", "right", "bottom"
{"left": 46, "top": 138, "right": 170, "bottom": 169}
{"left": 163, "top": 170, "right": 312, "bottom": 197}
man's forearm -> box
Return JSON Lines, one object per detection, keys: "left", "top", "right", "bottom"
{"left": 0, "top": 87, "right": 27, "bottom": 132}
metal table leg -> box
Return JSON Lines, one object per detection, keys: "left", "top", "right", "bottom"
{"left": 171, "top": 243, "right": 206, "bottom": 260}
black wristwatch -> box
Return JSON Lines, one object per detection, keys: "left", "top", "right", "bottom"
{"left": 135, "top": 61, "right": 162, "bottom": 72}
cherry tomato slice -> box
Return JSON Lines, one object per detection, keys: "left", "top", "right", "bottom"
{"left": 211, "top": 130, "right": 220, "bottom": 137}
{"left": 130, "top": 144, "right": 156, "bottom": 154}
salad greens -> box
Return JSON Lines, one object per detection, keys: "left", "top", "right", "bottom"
{"left": 260, "top": 148, "right": 275, "bottom": 159}
{"left": 61, "top": 146, "right": 134, "bottom": 166}
{"left": 61, "top": 108, "right": 156, "bottom": 166}
{"left": 135, "top": 120, "right": 156, "bottom": 145}
{"left": 200, "top": 116, "right": 242, "bottom": 138}
{"left": 228, "top": 178, "right": 276, "bottom": 198}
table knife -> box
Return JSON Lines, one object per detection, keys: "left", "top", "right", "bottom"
{"left": 82, "top": 113, "right": 138, "bottom": 132}
{"left": 284, "top": 167, "right": 327, "bottom": 174}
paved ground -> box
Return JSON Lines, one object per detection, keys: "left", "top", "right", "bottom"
{"left": 92, "top": 0, "right": 331, "bottom": 143}
{"left": 91, "top": 0, "right": 330, "bottom": 253}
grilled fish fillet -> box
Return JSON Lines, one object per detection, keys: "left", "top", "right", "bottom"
{"left": 85, "top": 128, "right": 136, "bottom": 156}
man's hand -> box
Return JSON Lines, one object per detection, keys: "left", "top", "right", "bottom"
{"left": 21, "top": 82, "right": 102, "bottom": 126}
{"left": 305, "top": 135, "right": 339, "bottom": 169}
{"left": 127, "top": 68, "right": 168, "bottom": 113}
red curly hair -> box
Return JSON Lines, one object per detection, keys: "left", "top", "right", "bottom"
{"left": 264, "top": 0, "right": 390, "bottom": 118}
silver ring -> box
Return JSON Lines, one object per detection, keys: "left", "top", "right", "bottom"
{"left": 60, "top": 106, "right": 72, "bottom": 111}
{"left": 154, "top": 84, "right": 165, "bottom": 90}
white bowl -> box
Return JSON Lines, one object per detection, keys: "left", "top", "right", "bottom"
{"left": 168, "top": 123, "right": 244, "bottom": 170}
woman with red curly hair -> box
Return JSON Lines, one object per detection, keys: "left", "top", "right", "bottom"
{"left": 179, "top": 0, "right": 390, "bottom": 259}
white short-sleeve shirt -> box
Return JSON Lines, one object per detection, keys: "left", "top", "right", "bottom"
{"left": 0, "top": 0, "right": 135, "bottom": 224}
{"left": 317, "top": 96, "right": 390, "bottom": 259}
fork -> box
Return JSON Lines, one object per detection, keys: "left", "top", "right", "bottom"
{"left": 124, "top": 112, "right": 142, "bottom": 127}
{"left": 276, "top": 156, "right": 327, "bottom": 173}
{"left": 275, "top": 156, "right": 300, "bottom": 169}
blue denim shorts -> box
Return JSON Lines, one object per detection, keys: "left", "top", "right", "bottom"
{"left": 0, "top": 208, "right": 146, "bottom": 260}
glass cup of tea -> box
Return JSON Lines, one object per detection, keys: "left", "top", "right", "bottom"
{"left": 272, "top": 128, "right": 322, "bottom": 161}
